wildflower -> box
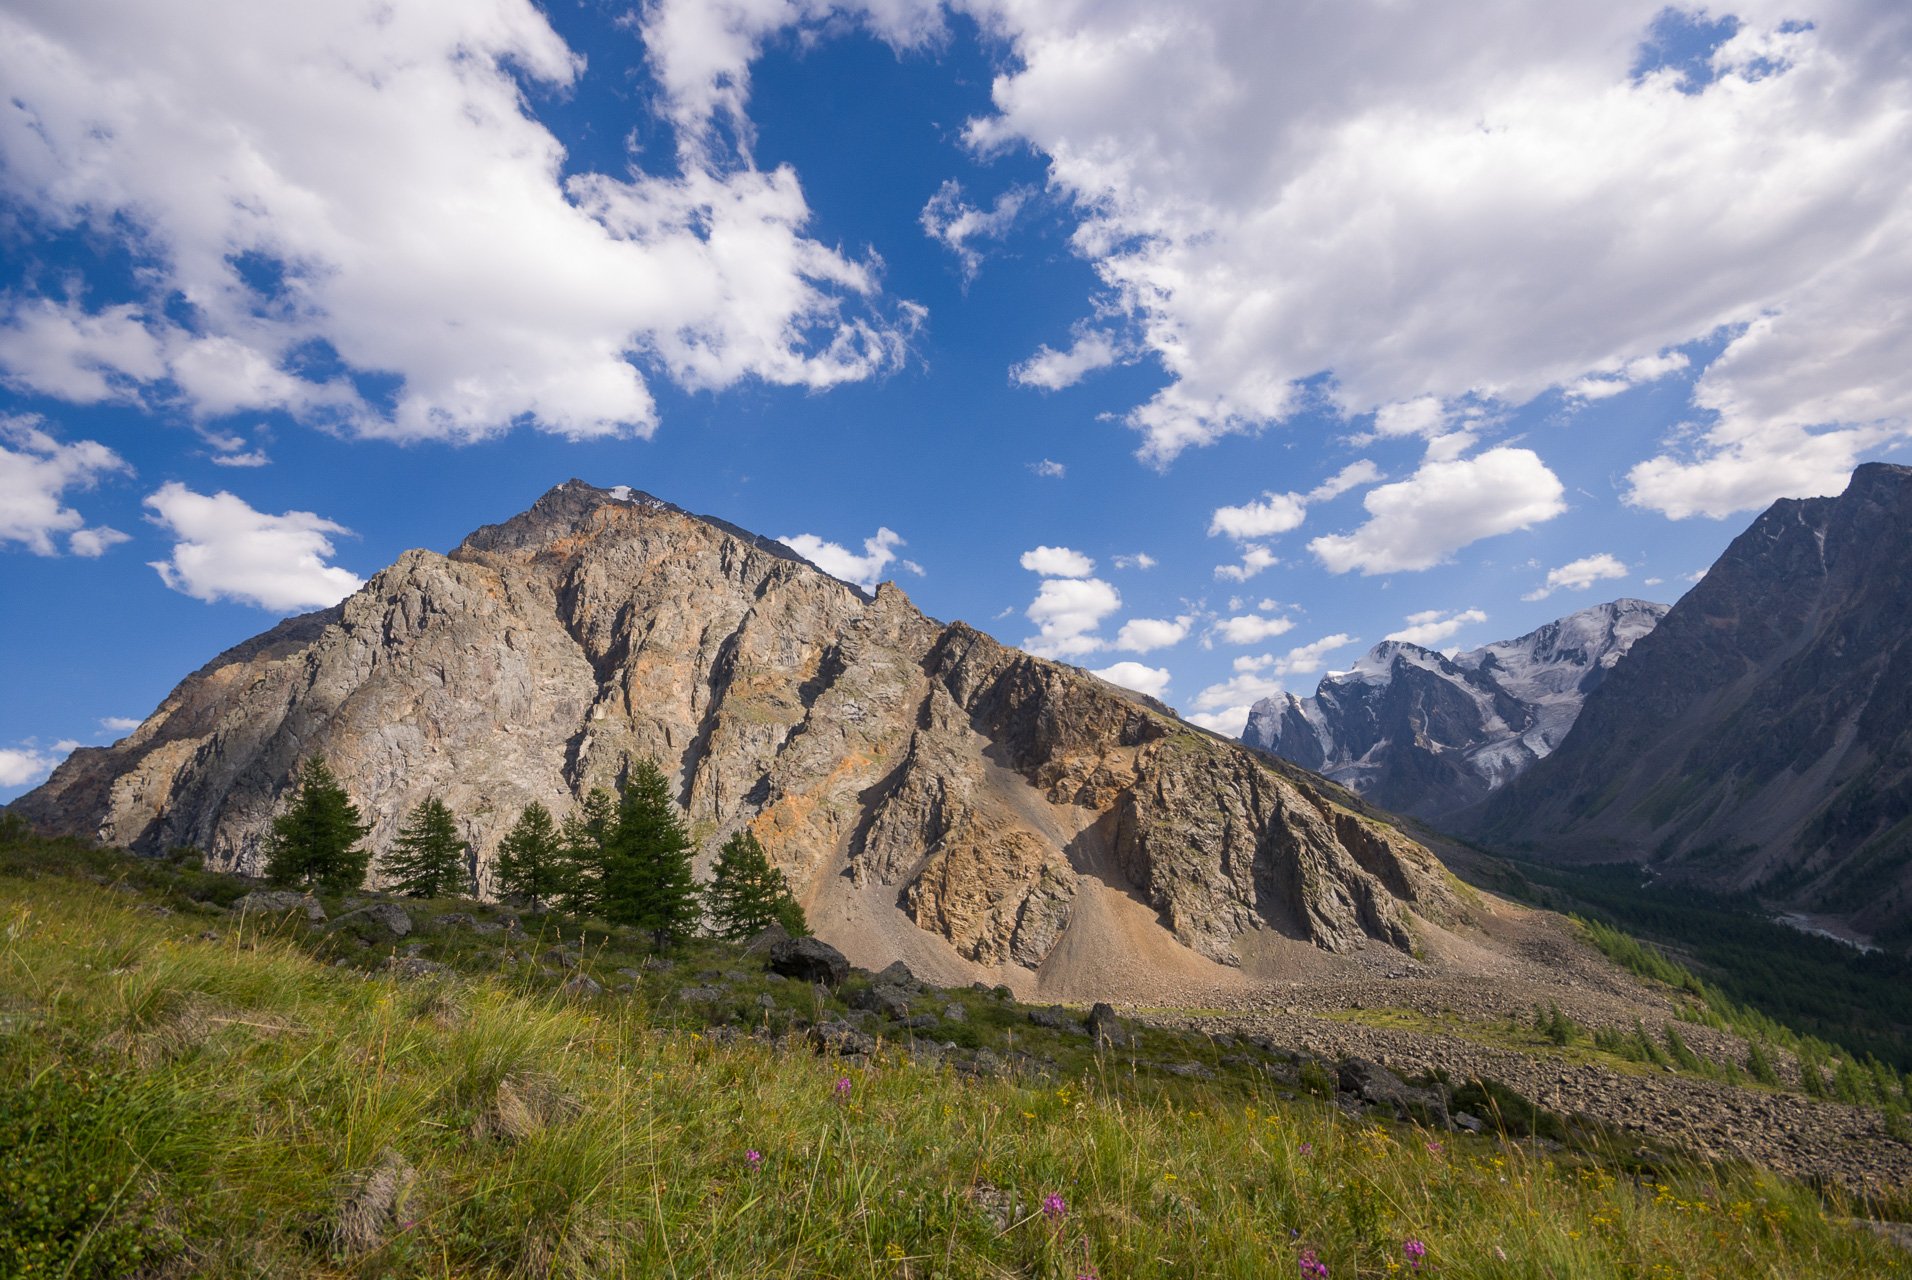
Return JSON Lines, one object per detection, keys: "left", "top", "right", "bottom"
{"left": 1425, "top": 1140, "right": 1443, "bottom": 1155}
{"left": 1298, "top": 1141, "right": 1313, "bottom": 1155}
{"left": 1042, "top": 1192, "right": 1068, "bottom": 1221}
{"left": 1403, "top": 1238, "right": 1427, "bottom": 1269}
{"left": 1299, "top": 1247, "right": 1330, "bottom": 1277}
{"left": 745, "top": 1149, "right": 763, "bottom": 1170}
{"left": 834, "top": 1076, "right": 852, "bottom": 1099}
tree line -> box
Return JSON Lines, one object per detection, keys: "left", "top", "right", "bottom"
{"left": 261, "top": 756, "right": 806, "bottom": 944}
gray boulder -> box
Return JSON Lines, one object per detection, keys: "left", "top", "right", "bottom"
{"left": 768, "top": 936, "right": 849, "bottom": 987}
{"left": 233, "top": 889, "right": 326, "bottom": 922}
{"left": 1087, "top": 1002, "right": 1130, "bottom": 1048}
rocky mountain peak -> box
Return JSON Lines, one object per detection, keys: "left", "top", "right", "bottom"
{"left": 1243, "top": 598, "right": 1668, "bottom": 819}
{"left": 11, "top": 481, "right": 1455, "bottom": 1000}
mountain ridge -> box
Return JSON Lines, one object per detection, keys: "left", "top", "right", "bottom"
{"left": 11, "top": 480, "right": 1453, "bottom": 998}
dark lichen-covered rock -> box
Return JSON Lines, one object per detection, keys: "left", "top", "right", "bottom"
{"left": 769, "top": 936, "right": 849, "bottom": 988}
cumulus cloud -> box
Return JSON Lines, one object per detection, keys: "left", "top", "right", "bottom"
{"left": 143, "top": 483, "right": 365, "bottom": 611}
{"left": 1113, "top": 616, "right": 1191, "bottom": 653}
{"left": 101, "top": 716, "right": 142, "bottom": 734}
{"left": 1522, "top": 552, "right": 1630, "bottom": 601}
{"left": 1185, "top": 636, "right": 1353, "bottom": 736}
{"left": 1566, "top": 350, "right": 1691, "bottom": 401}
{"left": 921, "top": 180, "right": 1031, "bottom": 280}
{"left": 1309, "top": 448, "right": 1566, "bottom": 574}
{"left": 0, "top": 0, "right": 920, "bottom": 440}
{"left": 959, "top": 3, "right": 1912, "bottom": 487}
{"left": 1011, "top": 325, "right": 1125, "bottom": 392}
{"left": 1209, "top": 492, "right": 1307, "bottom": 541}
{"left": 0, "top": 745, "right": 61, "bottom": 789}
{"left": 1023, "top": 576, "right": 1121, "bottom": 658}
{"left": 780, "top": 527, "right": 915, "bottom": 591}
{"left": 1386, "top": 608, "right": 1488, "bottom": 648}
{"left": 1112, "top": 552, "right": 1156, "bottom": 571}
{"left": 1214, "top": 545, "right": 1278, "bottom": 582}
{"left": 1211, "top": 614, "right": 1295, "bottom": 646}
{"left": 1029, "top": 459, "right": 1066, "bottom": 479}
{"left": 0, "top": 417, "right": 131, "bottom": 556}
{"left": 1019, "top": 545, "right": 1096, "bottom": 577}
{"left": 1091, "top": 660, "right": 1171, "bottom": 700}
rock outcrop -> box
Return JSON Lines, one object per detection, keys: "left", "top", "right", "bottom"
{"left": 1243, "top": 600, "right": 1667, "bottom": 819}
{"left": 12, "top": 481, "right": 1453, "bottom": 982}
{"left": 1475, "top": 464, "right": 1912, "bottom": 948}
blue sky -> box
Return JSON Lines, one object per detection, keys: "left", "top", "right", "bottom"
{"left": 4, "top": 1, "right": 1911, "bottom": 798}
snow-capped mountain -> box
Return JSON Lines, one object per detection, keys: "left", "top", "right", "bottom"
{"left": 1241, "top": 599, "right": 1669, "bottom": 819}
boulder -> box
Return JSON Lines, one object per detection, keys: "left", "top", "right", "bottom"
{"left": 1087, "top": 1002, "right": 1130, "bottom": 1048}
{"left": 1338, "top": 1057, "right": 1448, "bottom": 1125}
{"left": 768, "top": 936, "right": 849, "bottom": 987}
{"left": 808, "top": 1020, "right": 877, "bottom": 1057}
{"left": 333, "top": 902, "right": 412, "bottom": 937}
{"left": 232, "top": 889, "right": 326, "bottom": 922}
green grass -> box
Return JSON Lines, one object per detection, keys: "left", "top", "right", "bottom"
{"left": 2, "top": 855, "right": 1910, "bottom": 1275}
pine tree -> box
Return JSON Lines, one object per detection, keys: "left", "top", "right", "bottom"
{"left": 263, "top": 758, "right": 371, "bottom": 892}
{"left": 600, "top": 760, "right": 701, "bottom": 948}
{"left": 1746, "top": 1039, "right": 1781, "bottom": 1086}
{"left": 557, "top": 788, "right": 615, "bottom": 916}
{"left": 707, "top": 828, "right": 809, "bottom": 939}
{"left": 381, "top": 796, "right": 467, "bottom": 898}
{"left": 494, "top": 801, "right": 566, "bottom": 909}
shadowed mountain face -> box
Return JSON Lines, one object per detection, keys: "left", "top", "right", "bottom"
{"left": 1242, "top": 600, "right": 1667, "bottom": 820}
{"left": 1475, "top": 464, "right": 1912, "bottom": 944}
{"left": 11, "top": 481, "right": 1452, "bottom": 989}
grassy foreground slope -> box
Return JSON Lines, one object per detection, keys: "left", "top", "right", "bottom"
{"left": 3, "top": 857, "right": 1909, "bottom": 1277}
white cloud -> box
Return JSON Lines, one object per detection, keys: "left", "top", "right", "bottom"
{"left": 1308, "top": 460, "right": 1382, "bottom": 502}
{"left": 780, "top": 527, "right": 912, "bottom": 591}
{"left": 1092, "top": 660, "right": 1171, "bottom": 700}
{"left": 961, "top": 4, "right": 1912, "bottom": 479}
{"left": 1029, "top": 459, "right": 1066, "bottom": 479}
{"left": 1276, "top": 633, "right": 1358, "bottom": 676}
{"left": 210, "top": 449, "right": 271, "bottom": 469}
{"left": 1209, "top": 492, "right": 1307, "bottom": 541}
{"left": 100, "top": 716, "right": 141, "bottom": 734}
{"left": 921, "top": 180, "right": 1031, "bottom": 280}
{"left": 67, "top": 526, "right": 130, "bottom": 558}
{"left": 1309, "top": 447, "right": 1566, "bottom": 574}
{"left": 1112, "top": 552, "right": 1156, "bottom": 571}
{"left": 1385, "top": 608, "right": 1488, "bottom": 648}
{"left": 1184, "top": 707, "right": 1254, "bottom": 736}
{"left": 1522, "top": 552, "right": 1629, "bottom": 601}
{"left": 0, "top": 745, "right": 61, "bottom": 789}
{"left": 1212, "top": 614, "right": 1295, "bottom": 646}
{"left": 1019, "top": 545, "right": 1096, "bottom": 578}
{"left": 1214, "top": 545, "right": 1278, "bottom": 582}
{"left": 1023, "top": 576, "right": 1121, "bottom": 658}
{"left": 1011, "top": 326, "right": 1124, "bottom": 391}
{"left": 0, "top": 417, "right": 131, "bottom": 556}
{"left": 1567, "top": 350, "right": 1691, "bottom": 401}
{"left": 1189, "top": 634, "right": 1352, "bottom": 726}
{"left": 143, "top": 482, "right": 365, "bottom": 611}
{"left": 1644, "top": 576, "right": 1664, "bottom": 587}
{"left": 1113, "top": 616, "right": 1191, "bottom": 653}
{"left": 0, "top": 0, "right": 920, "bottom": 440}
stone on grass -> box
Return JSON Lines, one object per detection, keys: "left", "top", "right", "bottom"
{"left": 768, "top": 936, "right": 849, "bottom": 987}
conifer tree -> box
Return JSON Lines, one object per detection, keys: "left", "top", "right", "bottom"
{"left": 381, "top": 795, "right": 468, "bottom": 898}
{"left": 494, "top": 801, "right": 565, "bottom": 909}
{"left": 707, "top": 828, "right": 808, "bottom": 939}
{"left": 557, "top": 788, "right": 614, "bottom": 916}
{"left": 600, "top": 760, "right": 701, "bottom": 947}
{"left": 263, "top": 758, "right": 371, "bottom": 892}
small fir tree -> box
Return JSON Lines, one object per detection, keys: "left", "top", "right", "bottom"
{"left": 381, "top": 796, "right": 467, "bottom": 898}
{"left": 557, "top": 788, "right": 615, "bottom": 916}
{"left": 599, "top": 760, "right": 701, "bottom": 948}
{"left": 494, "top": 801, "right": 566, "bottom": 909}
{"left": 263, "top": 758, "right": 370, "bottom": 892}
{"left": 706, "top": 828, "right": 809, "bottom": 939}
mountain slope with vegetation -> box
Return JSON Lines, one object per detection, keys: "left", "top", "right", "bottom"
{"left": 4, "top": 829, "right": 1908, "bottom": 1279}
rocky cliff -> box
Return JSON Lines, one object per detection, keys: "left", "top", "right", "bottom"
{"left": 1243, "top": 600, "right": 1667, "bottom": 819}
{"left": 12, "top": 481, "right": 1453, "bottom": 989}
{"left": 1475, "top": 464, "right": 1912, "bottom": 946}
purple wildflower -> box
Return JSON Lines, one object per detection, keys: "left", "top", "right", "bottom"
{"left": 1298, "top": 1141, "right": 1313, "bottom": 1155}
{"left": 1403, "top": 1238, "right": 1427, "bottom": 1269}
{"left": 834, "top": 1075, "right": 852, "bottom": 1100}
{"left": 745, "top": 1149, "right": 763, "bottom": 1169}
{"left": 1042, "top": 1192, "right": 1067, "bottom": 1221}
{"left": 1298, "top": 1247, "right": 1329, "bottom": 1277}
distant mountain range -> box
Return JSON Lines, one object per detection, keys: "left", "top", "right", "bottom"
{"left": 1242, "top": 599, "right": 1668, "bottom": 819}
{"left": 1476, "top": 463, "right": 1912, "bottom": 948}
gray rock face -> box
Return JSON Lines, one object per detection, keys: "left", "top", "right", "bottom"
{"left": 233, "top": 889, "right": 326, "bottom": 922}
{"left": 1242, "top": 600, "right": 1668, "bottom": 819}
{"left": 769, "top": 936, "right": 850, "bottom": 987}
{"left": 1476, "top": 464, "right": 1912, "bottom": 944}
{"left": 12, "top": 479, "right": 1452, "bottom": 972}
